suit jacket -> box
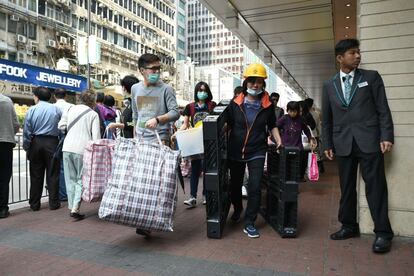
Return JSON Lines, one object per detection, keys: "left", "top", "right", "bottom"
{"left": 322, "top": 68, "right": 394, "bottom": 156}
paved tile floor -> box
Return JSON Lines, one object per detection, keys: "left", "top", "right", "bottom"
{"left": 0, "top": 162, "right": 413, "bottom": 275}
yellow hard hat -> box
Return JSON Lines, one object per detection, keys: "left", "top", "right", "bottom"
{"left": 243, "top": 63, "right": 267, "bottom": 79}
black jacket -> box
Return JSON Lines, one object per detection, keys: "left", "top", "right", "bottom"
{"left": 226, "top": 92, "right": 276, "bottom": 160}
{"left": 322, "top": 68, "right": 394, "bottom": 156}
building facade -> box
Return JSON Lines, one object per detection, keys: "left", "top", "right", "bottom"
{"left": 174, "top": 0, "right": 187, "bottom": 61}
{"left": 0, "top": 0, "right": 176, "bottom": 102}
{"left": 187, "top": 0, "right": 243, "bottom": 76}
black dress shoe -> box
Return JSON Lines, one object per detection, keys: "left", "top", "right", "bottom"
{"left": 0, "top": 210, "right": 10, "bottom": 219}
{"left": 373, "top": 237, "right": 392, "bottom": 253}
{"left": 30, "top": 205, "right": 40, "bottom": 211}
{"left": 49, "top": 204, "right": 61, "bottom": 210}
{"left": 330, "top": 228, "right": 360, "bottom": 240}
{"left": 70, "top": 212, "right": 85, "bottom": 221}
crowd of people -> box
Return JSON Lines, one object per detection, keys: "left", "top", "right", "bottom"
{"left": 0, "top": 39, "right": 394, "bottom": 253}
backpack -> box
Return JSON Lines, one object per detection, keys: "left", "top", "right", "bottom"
{"left": 189, "top": 101, "right": 216, "bottom": 126}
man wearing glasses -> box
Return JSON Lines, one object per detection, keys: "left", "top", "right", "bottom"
{"left": 131, "top": 54, "right": 180, "bottom": 237}
{"left": 131, "top": 53, "right": 180, "bottom": 144}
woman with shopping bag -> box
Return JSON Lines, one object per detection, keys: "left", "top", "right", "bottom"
{"left": 177, "top": 81, "right": 216, "bottom": 208}
{"left": 58, "top": 90, "right": 101, "bottom": 220}
{"left": 226, "top": 63, "right": 282, "bottom": 238}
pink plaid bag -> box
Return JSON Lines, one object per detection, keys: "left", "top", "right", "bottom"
{"left": 82, "top": 139, "right": 116, "bottom": 202}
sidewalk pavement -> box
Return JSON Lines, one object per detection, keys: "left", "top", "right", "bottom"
{"left": 0, "top": 162, "right": 413, "bottom": 276}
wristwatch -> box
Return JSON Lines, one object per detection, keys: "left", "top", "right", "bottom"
{"left": 155, "top": 117, "right": 160, "bottom": 124}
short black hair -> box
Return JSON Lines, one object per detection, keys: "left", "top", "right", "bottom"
{"left": 304, "top": 98, "right": 314, "bottom": 108}
{"left": 120, "top": 75, "right": 139, "bottom": 94}
{"left": 33, "top": 87, "right": 52, "bottom": 101}
{"left": 193, "top": 81, "right": 213, "bottom": 102}
{"left": 270, "top": 92, "right": 280, "bottom": 99}
{"left": 233, "top": 86, "right": 243, "bottom": 96}
{"left": 96, "top": 92, "right": 105, "bottom": 103}
{"left": 138, "top": 53, "right": 161, "bottom": 69}
{"left": 242, "top": 77, "right": 266, "bottom": 97}
{"left": 103, "top": 95, "right": 115, "bottom": 107}
{"left": 54, "top": 88, "right": 66, "bottom": 99}
{"left": 335, "top": 38, "right": 360, "bottom": 56}
{"left": 286, "top": 101, "right": 300, "bottom": 112}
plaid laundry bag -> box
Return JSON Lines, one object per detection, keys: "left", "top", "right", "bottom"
{"left": 82, "top": 139, "right": 116, "bottom": 203}
{"left": 98, "top": 135, "right": 180, "bottom": 232}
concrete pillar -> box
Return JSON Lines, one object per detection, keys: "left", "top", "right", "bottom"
{"left": 357, "top": 0, "right": 414, "bottom": 237}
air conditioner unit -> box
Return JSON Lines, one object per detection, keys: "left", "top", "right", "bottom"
{"left": 17, "top": 35, "right": 27, "bottom": 43}
{"left": 48, "top": 39, "right": 57, "bottom": 48}
{"left": 59, "top": 37, "right": 68, "bottom": 44}
{"left": 26, "top": 49, "right": 33, "bottom": 56}
{"left": 11, "top": 15, "right": 19, "bottom": 21}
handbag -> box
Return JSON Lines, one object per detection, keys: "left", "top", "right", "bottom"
{"left": 307, "top": 151, "right": 319, "bottom": 181}
{"left": 99, "top": 131, "right": 180, "bottom": 231}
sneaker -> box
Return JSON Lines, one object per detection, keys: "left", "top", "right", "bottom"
{"left": 230, "top": 209, "right": 242, "bottom": 223}
{"left": 202, "top": 196, "right": 206, "bottom": 205}
{"left": 242, "top": 186, "right": 248, "bottom": 198}
{"left": 136, "top": 228, "right": 151, "bottom": 237}
{"left": 243, "top": 224, "right": 260, "bottom": 238}
{"left": 70, "top": 212, "right": 85, "bottom": 221}
{"left": 184, "top": 197, "right": 197, "bottom": 208}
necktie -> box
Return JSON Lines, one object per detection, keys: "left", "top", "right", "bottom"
{"left": 343, "top": 74, "right": 352, "bottom": 104}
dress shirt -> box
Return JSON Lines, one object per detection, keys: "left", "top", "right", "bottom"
{"left": 340, "top": 70, "right": 355, "bottom": 98}
{"left": 23, "top": 101, "right": 62, "bottom": 150}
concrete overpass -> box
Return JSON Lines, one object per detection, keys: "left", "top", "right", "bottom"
{"left": 201, "top": 0, "right": 414, "bottom": 237}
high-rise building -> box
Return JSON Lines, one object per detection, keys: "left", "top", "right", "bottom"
{"left": 187, "top": 0, "right": 243, "bottom": 76}
{"left": 174, "top": 0, "right": 187, "bottom": 61}
{"left": 0, "top": 0, "right": 177, "bottom": 102}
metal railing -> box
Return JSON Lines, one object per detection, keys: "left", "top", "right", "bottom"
{"left": 9, "top": 133, "right": 48, "bottom": 205}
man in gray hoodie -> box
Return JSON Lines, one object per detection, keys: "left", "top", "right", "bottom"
{"left": 0, "top": 94, "right": 20, "bottom": 218}
{"left": 131, "top": 53, "right": 179, "bottom": 237}
{"left": 131, "top": 53, "right": 180, "bottom": 144}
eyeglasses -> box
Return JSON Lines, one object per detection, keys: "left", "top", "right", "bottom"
{"left": 144, "top": 66, "right": 161, "bottom": 71}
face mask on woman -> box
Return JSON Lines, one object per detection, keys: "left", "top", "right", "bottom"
{"left": 197, "top": 91, "right": 208, "bottom": 101}
{"left": 246, "top": 88, "right": 263, "bottom": 96}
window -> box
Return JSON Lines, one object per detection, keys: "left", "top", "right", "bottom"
{"left": 0, "top": 12, "right": 6, "bottom": 30}
{"left": 178, "top": 26, "right": 185, "bottom": 36}
{"left": 179, "top": 0, "right": 186, "bottom": 9}
{"left": 8, "top": 15, "right": 17, "bottom": 33}
{"left": 178, "top": 12, "right": 185, "bottom": 23}
{"left": 28, "top": 23, "right": 36, "bottom": 39}
{"left": 178, "top": 39, "right": 185, "bottom": 50}
{"left": 28, "top": 0, "right": 36, "bottom": 11}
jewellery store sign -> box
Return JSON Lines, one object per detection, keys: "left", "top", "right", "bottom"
{"left": 0, "top": 59, "right": 87, "bottom": 93}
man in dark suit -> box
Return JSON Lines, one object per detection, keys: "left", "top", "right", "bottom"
{"left": 322, "top": 39, "right": 394, "bottom": 253}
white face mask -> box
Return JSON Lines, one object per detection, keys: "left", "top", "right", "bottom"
{"left": 246, "top": 88, "right": 263, "bottom": 96}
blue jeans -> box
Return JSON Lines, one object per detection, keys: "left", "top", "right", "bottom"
{"left": 190, "top": 159, "right": 204, "bottom": 198}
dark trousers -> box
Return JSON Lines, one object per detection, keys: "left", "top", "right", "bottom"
{"left": 28, "top": 136, "right": 60, "bottom": 209}
{"left": 230, "top": 158, "right": 265, "bottom": 226}
{"left": 336, "top": 140, "right": 393, "bottom": 239}
{"left": 0, "top": 142, "right": 14, "bottom": 211}
{"left": 190, "top": 159, "right": 204, "bottom": 198}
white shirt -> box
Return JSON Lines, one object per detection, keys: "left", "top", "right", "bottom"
{"left": 54, "top": 99, "right": 73, "bottom": 114}
{"left": 339, "top": 70, "right": 355, "bottom": 98}
{"left": 58, "top": 104, "right": 101, "bottom": 155}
